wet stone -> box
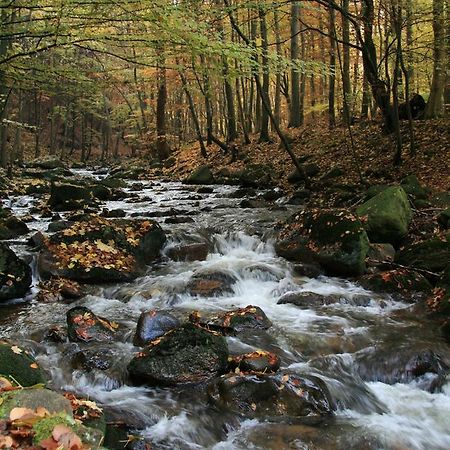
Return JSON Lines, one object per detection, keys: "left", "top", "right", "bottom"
{"left": 277, "top": 292, "right": 372, "bottom": 308}
{"left": 208, "top": 372, "right": 334, "bottom": 419}
{"left": 187, "top": 269, "right": 237, "bottom": 297}
{"left": 166, "top": 243, "right": 209, "bottom": 262}
{"left": 127, "top": 323, "right": 229, "bottom": 386}
{"left": 133, "top": 310, "right": 180, "bottom": 347}
{"left": 228, "top": 351, "right": 281, "bottom": 374}
{"left": 67, "top": 306, "right": 118, "bottom": 343}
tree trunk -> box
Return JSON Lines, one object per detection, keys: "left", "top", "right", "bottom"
{"left": 341, "top": 0, "right": 352, "bottom": 124}
{"left": 328, "top": 6, "right": 336, "bottom": 128}
{"left": 424, "top": 0, "right": 446, "bottom": 118}
{"left": 155, "top": 53, "right": 170, "bottom": 159}
{"left": 258, "top": 4, "right": 271, "bottom": 142}
{"left": 289, "top": 2, "right": 301, "bottom": 127}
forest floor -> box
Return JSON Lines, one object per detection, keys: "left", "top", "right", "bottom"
{"left": 165, "top": 118, "right": 450, "bottom": 194}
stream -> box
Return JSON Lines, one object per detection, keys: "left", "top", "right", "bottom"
{"left": 1, "top": 170, "right": 449, "bottom": 450}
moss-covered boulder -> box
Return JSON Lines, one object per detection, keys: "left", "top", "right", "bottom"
{"left": 275, "top": 209, "right": 369, "bottom": 277}
{"left": 0, "top": 388, "right": 72, "bottom": 419}
{"left": 208, "top": 372, "right": 334, "bottom": 419}
{"left": 0, "top": 342, "right": 46, "bottom": 386}
{"left": 359, "top": 269, "right": 432, "bottom": 301}
{"left": 91, "top": 184, "right": 113, "bottom": 201}
{"left": 438, "top": 208, "right": 450, "bottom": 229}
{"left": 48, "top": 183, "right": 93, "bottom": 211}
{"left": 401, "top": 174, "right": 429, "bottom": 200}
{"left": 185, "top": 165, "right": 214, "bottom": 185}
{"left": 357, "top": 186, "right": 412, "bottom": 245}
{"left": 396, "top": 239, "right": 450, "bottom": 275}
{"left": 239, "top": 164, "right": 273, "bottom": 188}
{"left": 0, "top": 243, "right": 32, "bottom": 301}
{"left": 38, "top": 216, "right": 166, "bottom": 283}
{"left": 29, "top": 156, "right": 65, "bottom": 170}
{"left": 127, "top": 323, "right": 228, "bottom": 386}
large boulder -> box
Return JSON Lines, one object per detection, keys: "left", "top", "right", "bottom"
{"left": 396, "top": 239, "right": 449, "bottom": 275}
{"left": 187, "top": 269, "right": 237, "bottom": 297}
{"left": 133, "top": 310, "right": 180, "bottom": 347}
{"left": 48, "top": 183, "right": 93, "bottom": 211}
{"left": 275, "top": 209, "right": 369, "bottom": 277}
{"left": 208, "top": 372, "right": 334, "bottom": 419}
{"left": 185, "top": 165, "right": 214, "bottom": 185}
{"left": 67, "top": 306, "right": 118, "bottom": 343}
{"left": 0, "top": 342, "right": 47, "bottom": 386}
{"left": 239, "top": 164, "right": 273, "bottom": 188}
{"left": 287, "top": 163, "right": 320, "bottom": 184}
{"left": 228, "top": 351, "right": 280, "bottom": 374}
{"left": 356, "top": 186, "right": 412, "bottom": 245}
{"left": 0, "top": 214, "right": 30, "bottom": 240}
{"left": 166, "top": 243, "right": 209, "bottom": 262}
{"left": 127, "top": 323, "right": 228, "bottom": 386}
{"left": 29, "top": 156, "right": 65, "bottom": 170}
{"left": 400, "top": 174, "right": 429, "bottom": 200}
{"left": 0, "top": 243, "right": 32, "bottom": 301}
{"left": 38, "top": 216, "right": 166, "bottom": 283}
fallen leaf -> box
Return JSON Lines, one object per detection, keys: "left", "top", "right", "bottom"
{"left": 9, "top": 407, "right": 35, "bottom": 421}
{"left": 10, "top": 345, "right": 23, "bottom": 355}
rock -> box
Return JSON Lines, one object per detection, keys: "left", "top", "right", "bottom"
{"left": 292, "top": 263, "right": 323, "bottom": 278}
{"left": 47, "top": 220, "right": 73, "bottom": 233}
{"left": 287, "top": 163, "right": 320, "bottom": 184}
{"left": 228, "top": 351, "right": 280, "bottom": 374}
{"left": 185, "top": 165, "right": 214, "bottom": 185}
{"left": 48, "top": 183, "right": 93, "bottom": 211}
{"left": 67, "top": 306, "right": 118, "bottom": 343}
{"left": 197, "top": 186, "right": 214, "bottom": 194}
{"left": 275, "top": 209, "right": 369, "bottom": 277}
{"left": 228, "top": 187, "right": 257, "bottom": 198}
{"left": 359, "top": 269, "right": 432, "bottom": 300}
{"left": 38, "top": 217, "right": 166, "bottom": 283}
{"left": 187, "top": 269, "right": 237, "bottom": 296}
{"left": 438, "top": 208, "right": 450, "bottom": 229}
{"left": 277, "top": 291, "right": 372, "bottom": 308}
{"left": 0, "top": 243, "right": 32, "bottom": 301}
{"left": 165, "top": 216, "right": 194, "bottom": 224}
{"left": 364, "top": 184, "right": 390, "bottom": 200}
{"left": 37, "top": 278, "right": 83, "bottom": 303}
{"left": 239, "top": 199, "right": 267, "bottom": 208}
{"left": 430, "top": 192, "right": 450, "bottom": 208}
{"left": 133, "top": 310, "right": 180, "bottom": 347}
{"left": 29, "top": 156, "right": 65, "bottom": 170}
{"left": 367, "top": 243, "right": 396, "bottom": 267}
{"left": 204, "top": 305, "right": 272, "bottom": 332}
{"left": 208, "top": 372, "right": 334, "bottom": 419}
{"left": 100, "top": 177, "right": 127, "bottom": 189}
{"left": 72, "top": 349, "right": 113, "bottom": 371}
{"left": 239, "top": 164, "right": 273, "bottom": 188}
{"left": 396, "top": 239, "right": 449, "bottom": 275}
{"left": 0, "top": 215, "right": 30, "bottom": 240}
{"left": 25, "top": 180, "right": 50, "bottom": 195}
{"left": 356, "top": 186, "right": 412, "bottom": 245}
{"left": 0, "top": 388, "right": 72, "bottom": 419}
{"left": 91, "top": 184, "right": 113, "bottom": 201}
{"left": 355, "top": 348, "right": 448, "bottom": 392}
{"left": 321, "top": 166, "right": 344, "bottom": 180}
{"left": 287, "top": 189, "right": 311, "bottom": 205}
{"left": 400, "top": 174, "right": 429, "bottom": 200}
{"left": 127, "top": 323, "right": 228, "bottom": 386}
{"left": 166, "top": 243, "right": 208, "bottom": 262}
{"left": 0, "top": 342, "right": 46, "bottom": 386}
{"left": 262, "top": 189, "right": 284, "bottom": 201}
{"left": 102, "top": 208, "right": 126, "bottom": 218}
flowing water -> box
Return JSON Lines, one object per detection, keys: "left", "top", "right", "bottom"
{"left": 1, "top": 171, "right": 449, "bottom": 449}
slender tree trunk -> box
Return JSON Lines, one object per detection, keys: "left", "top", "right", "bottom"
{"left": 155, "top": 52, "right": 170, "bottom": 159}
{"left": 289, "top": 1, "right": 301, "bottom": 127}
{"left": 424, "top": 0, "right": 446, "bottom": 118}
{"left": 328, "top": 6, "right": 337, "bottom": 128}
{"left": 273, "top": 7, "right": 282, "bottom": 127}
{"left": 341, "top": 0, "right": 352, "bottom": 124}
{"left": 258, "top": 4, "right": 271, "bottom": 142}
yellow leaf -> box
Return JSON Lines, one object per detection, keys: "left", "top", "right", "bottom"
{"left": 30, "top": 363, "right": 39, "bottom": 369}
{"left": 11, "top": 345, "right": 23, "bottom": 354}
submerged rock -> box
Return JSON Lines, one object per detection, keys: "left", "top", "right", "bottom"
{"left": 67, "top": 306, "right": 118, "bottom": 343}
{"left": 0, "top": 243, "right": 32, "bottom": 301}
{"left": 276, "top": 209, "right": 369, "bottom": 277}
{"left": 166, "top": 243, "right": 209, "bottom": 262}
{"left": 187, "top": 269, "right": 237, "bottom": 296}
{"left": 0, "top": 342, "right": 47, "bottom": 386}
{"left": 355, "top": 348, "right": 448, "bottom": 392}
{"left": 127, "top": 323, "right": 228, "bottom": 386}
{"left": 277, "top": 291, "right": 372, "bottom": 308}
{"left": 356, "top": 186, "right": 412, "bottom": 245}
{"left": 133, "top": 310, "right": 180, "bottom": 347}
{"left": 201, "top": 305, "right": 272, "bottom": 333}
{"left": 228, "top": 351, "right": 280, "bottom": 374}
{"left": 208, "top": 372, "right": 334, "bottom": 419}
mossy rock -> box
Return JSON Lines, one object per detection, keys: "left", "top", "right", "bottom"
{"left": 357, "top": 186, "right": 412, "bottom": 245}
{"left": 276, "top": 209, "right": 370, "bottom": 277}
{"left": 0, "top": 388, "right": 72, "bottom": 419}
{"left": 128, "top": 323, "right": 229, "bottom": 386}
{"left": 100, "top": 177, "right": 127, "bottom": 189}
{"left": 0, "top": 342, "right": 46, "bottom": 386}
{"left": 438, "top": 208, "right": 450, "bottom": 229}
{"left": 0, "top": 243, "right": 32, "bottom": 301}
{"left": 396, "top": 239, "right": 450, "bottom": 275}
{"left": 364, "top": 184, "right": 390, "bottom": 201}
{"left": 239, "top": 164, "right": 273, "bottom": 188}
{"left": 32, "top": 413, "right": 104, "bottom": 447}
{"left": 48, "top": 183, "right": 93, "bottom": 211}
{"left": 91, "top": 184, "right": 113, "bottom": 201}
{"left": 401, "top": 174, "right": 429, "bottom": 200}
{"left": 359, "top": 269, "right": 432, "bottom": 301}
{"left": 429, "top": 192, "right": 450, "bottom": 208}
{"left": 185, "top": 165, "right": 214, "bottom": 185}
{"left": 0, "top": 215, "right": 29, "bottom": 240}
